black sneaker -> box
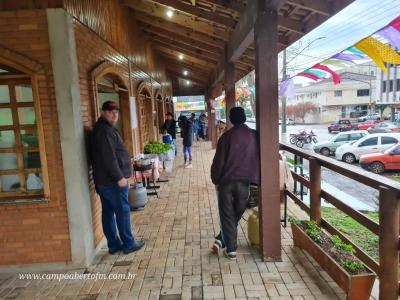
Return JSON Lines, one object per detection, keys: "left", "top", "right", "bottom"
{"left": 223, "top": 250, "right": 237, "bottom": 261}
{"left": 212, "top": 239, "right": 224, "bottom": 254}
{"left": 123, "top": 240, "right": 145, "bottom": 254}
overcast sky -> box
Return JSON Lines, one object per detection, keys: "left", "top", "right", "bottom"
{"left": 282, "top": 0, "right": 400, "bottom": 86}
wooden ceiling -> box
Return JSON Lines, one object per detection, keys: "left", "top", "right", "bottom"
{"left": 123, "top": 0, "right": 353, "bottom": 96}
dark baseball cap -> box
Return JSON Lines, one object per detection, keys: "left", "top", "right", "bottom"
{"left": 102, "top": 101, "right": 119, "bottom": 111}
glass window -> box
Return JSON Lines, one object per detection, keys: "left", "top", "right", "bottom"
{"left": 383, "top": 81, "right": 387, "bottom": 92}
{"left": 26, "top": 173, "right": 43, "bottom": 191}
{"left": 357, "top": 89, "right": 370, "bottom": 97}
{"left": 381, "top": 137, "right": 398, "bottom": 145}
{"left": 23, "top": 151, "right": 41, "bottom": 169}
{"left": 0, "top": 108, "right": 13, "bottom": 126}
{"left": 0, "top": 131, "right": 15, "bottom": 148}
{"left": 1, "top": 175, "right": 20, "bottom": 192}
{"left": 350, "top": 133, "right": 362, "bottom": 140}
{"left": 334, "top": 90, "right": 342, "bottom": 97}
{"left": 360, "top": 137, "right": 378, "bottom": 146}
{"left": 0, "top": 85, "right": 10, "bottom": 103}
{"left": 15, "top": 84, "right": 33, "bottom": 102}
{"left": 392, "top": 147, "right": 400, "bottom": 155}
{"left": 20, "top": 129, "right": 38, "bottom": 148}
{"left": 0, "top": 153, "right": 17, "bottom": 170}
{"left": 390, "top": 80, "right": 393, "bottom": 92}
{"left": 397, "top": 79, "right": 400, "bottom": 91}
{"left": 335, "top": 135, "right": 349, "bottom": 142}
{"left": 18, "top": 107, "right": 36, "bottom": 125}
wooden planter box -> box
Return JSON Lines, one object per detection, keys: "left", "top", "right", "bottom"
{"left": 291, "top": 223, "right": 376, "bottom": 300}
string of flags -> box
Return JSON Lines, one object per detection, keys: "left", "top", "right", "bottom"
{"left": 279, "top": 15, "right": 400, "bottom": 99}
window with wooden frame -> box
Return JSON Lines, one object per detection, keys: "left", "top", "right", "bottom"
{"left": 0, "top": 69, "right": 47, "bottom": 202}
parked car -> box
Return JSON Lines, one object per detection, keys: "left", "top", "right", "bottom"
{"left": 335, "top": 133, "right": 400, "bottom": 164}
{"left": 367, "top": 122, "right": 400, "bottom": 134}
{"left": 313, "top": 130, "right": 368, "bottom": 156}
{"left": 384, "top": 111, "right": 400, "bottom": 120}
{"left": 357, "top": 119, "right": 380, "bottom": 130}
{"left": 358, "top": 113, "right": 380, "bottom": 122}
{"left": 360, "top": 143, "right": 400, "bottom": 173}
{"left": 279, "top": 118, "right": 295, "bottom": 125}
{"left": 327, "top": 119, "right": 357, "bottom": 133}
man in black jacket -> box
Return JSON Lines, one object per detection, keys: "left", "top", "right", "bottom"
{"left": 211, "top": 107, "right": 260, "bottom": 260}
{"left": 162, "top": 112, "right": 177, "bottom": 154}
{"left": 92, "top": 101, "right": 144, "bottom": 255}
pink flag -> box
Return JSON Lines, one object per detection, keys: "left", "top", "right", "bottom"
{"left": 298, "top": 72, "right": 319, "bottom": 81}
{"left": 311, "top": 64, "right": 341, "bottom": 85}
{"left": 389, "top": 16, "right": 400, "bottom": 31}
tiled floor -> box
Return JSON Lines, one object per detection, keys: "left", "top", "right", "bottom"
{"left": 0, "top": 140, "right": 365, "bottom": 299}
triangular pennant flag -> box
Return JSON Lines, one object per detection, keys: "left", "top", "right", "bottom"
{"left": 355, "top": 37, "right": 400, "bottom": 74}
{"left": 311, "top": 64, "right": 341, "bottom": 85}
{"left": 279, "top": 79, "right": 295, "bottom": 99}
{"left": 298, "top": 72, "right": 319, "bottom": 81}
{"left": 304, "top": 69, "right": 327, "bottom": 78}
{"left": 376, "top": 26, "right": 400, "bottom": 49}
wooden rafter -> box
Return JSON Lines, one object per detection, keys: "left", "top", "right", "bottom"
{"left": 144, "top": 0, "right": 236, "bottom": 27}
{"left": 286, "top": 0, "right": 330, "bottom": 16}
{"left": 139, "top": 24, "right": 223, "bottom": 55}
{"left": 155, "top": 51, "right": 214, "bottom": 73}
{"left": 123, "top": 0, "right": 230, "bottom": 40}
{"left": 201, "top": 0, "right": 246, "bottom": 12}
{"left": 161, "top": 59, "right": 212, "bottom": 78}
{"left": 134, "top": 13, "right": 226, "bottom": 47}
{"left": 166, "top": 69, "right": 208, "bottom": 85}
{"left": 151, "top": 38, "right": 219, "bottom": 64}
{"left": 155, "top": 45, "right": 215, "bottom": 69}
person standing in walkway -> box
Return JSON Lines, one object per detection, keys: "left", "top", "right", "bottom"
{"left": 92, "top": 101, "right": 145, "bottom": 255}
{"left": 211, "top": 107, "right": 260, "bottom": 260}
{"left": 181, "top": 115, "right": 194, "bottom": 168}
{"left": 190, "top": 113, "right": 200, "bottom": 142}
{"left": 163, "top": 112, "right": 177, "bottom": 155}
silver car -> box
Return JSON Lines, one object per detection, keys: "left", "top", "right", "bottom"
{"left": 368, "top": 122, "right": 400, "bottom": 134}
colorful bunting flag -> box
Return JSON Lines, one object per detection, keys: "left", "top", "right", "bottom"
{"left": 331, "top": 53, "right": 366, "bottom": 62}
{"left": 321, "top": 59, "right": 352, "bottom": 68}
{"left": 355, "top": 37, "right": 400, "bottom": 74}
{"left": 279, "top": 79, "right": 295, "bottom": 99}
{"left": 311, "top": 64, "right": 341, "bottom": 85}
{"left": 376, "top": 26, "right": 400, "bottom": 49}
{"left": 346, "top": 47, "right": 365, "bottom": 56}
{"left": 303, "top": 69, "right": 327, "bottom": 78}
{"left": 390, "top": 16, "right": 400, "bottom": 31}
{"left": 240, "top": 87, "right": 251, "bottom": 97}
{"left": 298, "top": 72, "right": 320, "bottom": 81}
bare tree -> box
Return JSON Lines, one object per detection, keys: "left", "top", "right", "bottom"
{"left": 294, "top": 102, "right": 318, "bottom": 123}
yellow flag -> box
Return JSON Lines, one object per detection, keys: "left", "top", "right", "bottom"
{"left": 355, "top": 37, "right": 400, "bottom": 74}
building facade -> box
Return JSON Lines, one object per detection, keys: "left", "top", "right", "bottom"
{"left": 0, "top": 1, "right": 173, "bottom": 269}
{"left": 376, "top": 64, "right": 400, "bottom": 106}
{"left": 290, "top": 69, "right": 376, "bottom": 124}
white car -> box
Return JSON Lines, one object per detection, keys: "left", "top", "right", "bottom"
{"left": 335, "top": 133, "right": 400, "bottom": 164}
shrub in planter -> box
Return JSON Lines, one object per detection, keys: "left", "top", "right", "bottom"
{"left": 290, "top": 218, "right": 376, "bottom": 300}
{"left": 144, "top": 141, "right": 173, "bottom": 155}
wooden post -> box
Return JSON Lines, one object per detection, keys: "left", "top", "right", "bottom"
{"left": 254, "top": 4, "right": 281, "bottom": 261}
{"left": 378, "top": 186, "right": 399, "bottom": 300}
{"left": 309, "top": 157, "right": 321, "bottom": 224}
{"left": 225, "top": 62, "right": 236, "bottom": 129}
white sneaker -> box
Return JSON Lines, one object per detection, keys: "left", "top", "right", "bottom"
{"left": 185, "top": 163, "right": 193, "bottom": 169}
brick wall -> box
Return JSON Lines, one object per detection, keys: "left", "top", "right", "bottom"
{"left": 0, "top": 10, "right": 71, "bottom": 265}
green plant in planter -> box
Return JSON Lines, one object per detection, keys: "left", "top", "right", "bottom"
{"left": 144, "top": 141, "right": 173, "bottom": 154}
{"left": 340, "top": 259, "right": 365, "bottom": 274}
{"left": 304, "top": 220, "right": 323, "bottom": 245}
{"left": 332, "top": 235, "right": 355, "bottom": 254}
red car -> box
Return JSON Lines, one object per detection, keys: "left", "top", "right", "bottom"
{"left": 357, "top": 120, "right": 380, "bottom": 130}
{"left": 359, "top": 143, "right": 400, "bottom": 173}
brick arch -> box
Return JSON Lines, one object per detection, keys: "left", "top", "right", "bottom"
{"left": 90, "top": 60, "right": 129, "bottom": 90}
{"left": 0, "top": 45, "right": 45, "bottom": 74}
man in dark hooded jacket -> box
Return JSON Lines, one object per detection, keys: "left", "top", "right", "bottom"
{"left": 211, "top": 107, "right": 260, "bottom": 260}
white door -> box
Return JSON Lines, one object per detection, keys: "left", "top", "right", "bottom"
{"left": 354, "top": 136, "right": 379, "bottom": 159}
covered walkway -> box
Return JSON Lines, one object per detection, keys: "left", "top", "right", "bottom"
{"left": 0, "top": 141, "right": 352, "bottom": 299}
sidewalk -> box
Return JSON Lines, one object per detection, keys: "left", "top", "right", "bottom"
{"left": 0, "top": 140, "right": 355, "bottom": 299}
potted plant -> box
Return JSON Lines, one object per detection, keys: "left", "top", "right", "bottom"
{"left": 144, "top": 141, "right": 174, "bottom": 161}
{"left": 290, "top": 218, "right": 376, "bottom": 300}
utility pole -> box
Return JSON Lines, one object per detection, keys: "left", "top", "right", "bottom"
{"left": 281, "top": 49, "right": 287, "bottom": 134}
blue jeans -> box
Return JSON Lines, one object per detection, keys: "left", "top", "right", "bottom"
{"left": 95, "top": 183, "right": 137, "bottom": 252}
{"left": 183, "top": 146, "right": 192, "bottom": 162}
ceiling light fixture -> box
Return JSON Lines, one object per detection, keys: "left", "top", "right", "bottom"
{"left": 183, "top": 70, "right": 188, "bottom": 76}
{"left": 186, "top": 80, "right": 191, "bottom": 85}
{"left": 179, "top": 54, "right": 184, "bottom": 60}
{"left": 166, "top": 9, "right": 174, "bottom": 18}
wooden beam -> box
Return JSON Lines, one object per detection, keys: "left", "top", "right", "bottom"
{"left": 255, "top": 5, "right": 281, "bottom": 261}
{"left": 163, "top": 62, "right": 210, "bottom": 80}
{"left": 286, "top": 0, "right": 330, "bottom": 16}
{"left": 278, "top": 15, "right": 305, "bottom": 35}
{"left": 151, "top": 38, "right": 220, "bottom": 64}
{"left": 224, "top": 62, "right": 235, "bottom": 129}
{"left": 145, "top": 0, "right": 236, "bottom": 27}
{"left": 154, "top": 45, "right": 215, "bottom": 69}
{"left": 166, "top": 69, "right": 208, "bottom": 85}
{"left": 134, "top": 13, "right": 226, "bottom": 47}
{"left": 124, "top": 0, "right": 230, "bottom": 40}
{"left": 202, "top": 0, "right": 246, "bottom": 12}
{"left": 156, "top": 51, "right": 214, "bottom": 72}
{"left": 140, "top": 24, "right": 223, "bottom": 55}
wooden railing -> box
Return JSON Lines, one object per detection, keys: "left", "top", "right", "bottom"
{"left": 280, "top": 142, "right": 400, "bottom": 300}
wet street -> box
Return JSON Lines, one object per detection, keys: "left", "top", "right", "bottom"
{"left": 246, "top": 122, "right": 380, "bottom": 210}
